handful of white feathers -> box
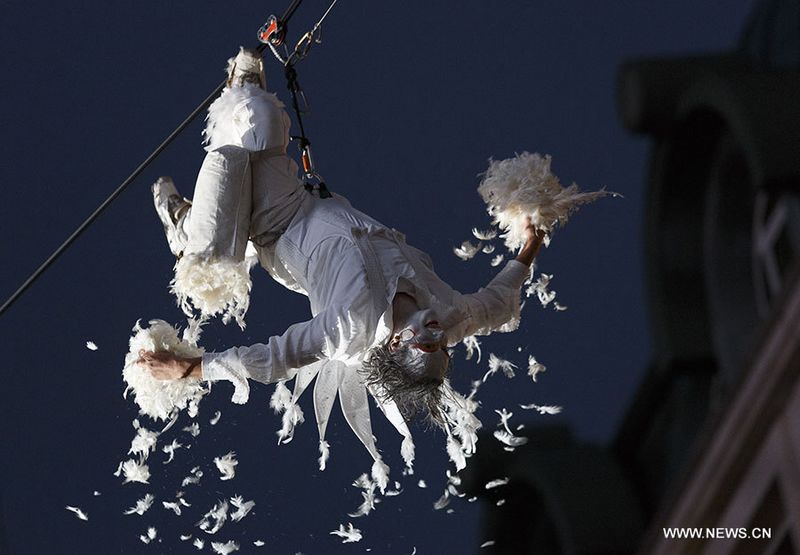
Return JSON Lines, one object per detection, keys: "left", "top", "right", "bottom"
{"left": 123, "top": 319, "right": 207, "bottom": 421}
{"left": 478, "top": 152, "right": 614, "bottom": 251}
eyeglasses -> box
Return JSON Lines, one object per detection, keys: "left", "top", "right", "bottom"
{"left": 395, "top": 328, "right": 416, "bottom": 342}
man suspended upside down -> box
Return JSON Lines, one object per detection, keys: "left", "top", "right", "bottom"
{"left": 137, "top": 48, "right": 546, "bottom": 480}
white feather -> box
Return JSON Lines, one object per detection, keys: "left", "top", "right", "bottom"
{"left": 114, "top": 459, "right": 151, "bottom": 484}
{"left": 472, "top": 227, "right": 498, "bottom": 241}
{"left": 453, "top": 240, "right": 481, "bottom": 261}
{"left": 197, "top": 500, "right": 229, "bottom": 534}
{"left": 490, "top": 254, "right": 504, "bottom": 267}
{"left": 484, "top": 478, "right": 509, "bottom": 490}
{"left": 171, "top": 254, "right": 252, "bottom": 328}
{"left": 493, "top": 430, "right": 529, "bottom": 447}
{"left": 527, "top": 355, "right": 546, "bottom": 382}
{"left": 520, "top": 403, "right": 563, "bottom": 415}
{"left": 193, "top": 538, "right": 205, "bottom": 549}
{"left": 477, "top": 152, "right": 614, "bottom": 251}
{"left": 85, "top": 341, "right": 98, "bottom": 351}
{"left": 124, "top": 494, "right": 155, "bottom": 515}
{"left": 371, "top": 459, "right": 390, "bottom": 494}
{"left": 330, "top": 523, "right": 363, "bottom": 543}
{"left": 525, "top": 272, "right": 557, "bottom": 307}
{"left": 183, "top": 423, "right": 201, "bottom": 437}
{"left": 483, "top": 353, "right": 517, "bottom": 382}
{"left": 65, "top": 506, "right": 88, "bottom": 521}
{"left": 348, "top": 474, "right": 377, "bottom": 518}
{"left": 211, "top": 541, "right": 240, "bottom": 554}
{"left": 318, "top": 439, "right": 330, "bottom": 471}
{"left": 209, "top": 411, "right": 221, "bottom": 425}
{"left": 162, "top": 439, "right": 183, "bottom": 464}
{"left": 128, "top": 424, "right": 159, "bottom": 460}
{"left": 182, "top": 466, "right": 203, "bottom": 487}
{"left": 229, "top": 496, "right": 255, "bottom": 522}
{"left": 462, "top": 335, "right": 482, "bottom": 363}
{"left": 163, "top": 501, "right": 182, "bottom": 516}
{"left": 214, "top": 452, "right": 238, "bottom": 481}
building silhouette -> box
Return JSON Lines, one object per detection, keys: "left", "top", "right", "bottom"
{"left": 461, "top": 1, "right": 800, "bottom": 553}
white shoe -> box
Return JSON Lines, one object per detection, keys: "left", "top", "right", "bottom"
{"left": 152, "top": 177, "right": 190, "bottom": 257}
{"left": 226, "top": 47, "right": 265, "bottom": 89}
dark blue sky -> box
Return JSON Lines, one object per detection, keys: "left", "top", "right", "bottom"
{"left": 0, "top": 1, "right": 754, "bottom": 553}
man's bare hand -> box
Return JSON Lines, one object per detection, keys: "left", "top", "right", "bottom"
{"left": 515, "top": 219, "right": 547, "bottom": 267}
{"left": 137, "top": 350, "right": 202, "bottom": 380}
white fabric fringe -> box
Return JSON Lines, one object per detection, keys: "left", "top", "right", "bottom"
{"left": 203, "top": 84, "right": 284, "bottom": 153}
{"left": 478, "top": 152, "right": 613, "bottom": 251}
{"left": 123, "top": 320, "right": 207, "bottom": 422}
{"left": 370, "top": 459, "right": 390, "bottom": 494}
{"left": 171, "top": 254, "right": 252, "bottom": 328}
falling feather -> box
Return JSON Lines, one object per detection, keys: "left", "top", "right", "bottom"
{"left": 520, "top": 403, "right": 563, "bottom": 415}
{"left": 183, "top": 423, "right": 201, "bottom": 437}
{"left": 525, "top": 273, "right": 557, "bottom": 307}
{"left": 65, "top": 506, "right": 88, "bottom": 521}
{"left": 330, "top": 523, "right": 362, "bottom": 543}
{"left": 210, "top": 411, "right": 222, "bottom": 425}
{"left": 490, "top": 254, "right": 504, "bottom": 267}
{"left": 114, "top": 459, "right": 151, "bottom": 484}
{"left": 453, "top": 240, "right": 481, "bottom": 261}
{"left": 254, "top": 540, "right": 266, "bottom": 546}
{"left": 462, "top": 335, "right": 482, "bottom": 363}
{"left": 129, "top": 421, "right": 159, "bottom": 460}
{"left": 348, "top": 474, "right": 377, "bottom": 518}
{"left": 214, "top": 452, "right": 238, "bottom": 481}
{"left": 495, "top": 408, "right": 514, "bottom": 434}
{"left": 182, "top": 466, "right": 203, "bottom": 487}
{"left": 92, "top": 491, "right": 101, "bottom": 496}
{"left": 162, "top": 439, "right": 183, "bottom": 464}
{"left": 417, "top": 480, "right": 427, "bottom": 488}
{"left": 477, "top": 152, "right": 614, "bottom": 251}
{"left": 124, "top": 494, "right": 155, "bottom": 515}
{"left": 527, "top": 355, "right": 546, "bottom": 382}
{"left": 211, "top": 540, "right": 240, "bottom": 554}
{"left": 446, "top": 434, "right": 467, "bottom": 471}
{"left": 433, "top": 490, "right": 450, "bottom": 510}
{"left": 497, "top": 499, "right": 507, "bottom": 506}
{"left": 481, "top": 244, "right": 496, "bottom": 254}
{"left": 197, "top": 500, "right": 229, "bottom": 534}
{"left": 180, "top": 535, "right": 192, "bottom": 541}
{"left": 193, "top": 538, "right": 205, "bottom": 549}
{"left": 483, "top": 354, "right": 517, "bottom": 382}
{"left": 553, "top": 301, "right": 568, "bottom": 311}
{"left": 163, "top": 501, "right": 183, "bottom": 516}
{"left": 85, "top": 341, "right": 98, "bottom": 351}
{"left": 493, "top": 430, "right": 529, "bottom": 447}
{"left": 481, "top": 540, "right": 496, "bottom": 548}
{"left": 472, "top": 227, "right": 497, "bottom": 241}
{"left": 229, "top": 496, "right": 255, "bottom": 522}
{"left": 139, "top": 527, "right": 157, "bottom": 544}
{"left": 485, "top": 478, "right": 509, "bottom": 490}
{"left": 318, "top": 440, "right": 330, "bottom": 471}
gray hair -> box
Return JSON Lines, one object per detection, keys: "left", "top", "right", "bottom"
{"left": 360, "top": 344, "right": 452, "bottom": 428}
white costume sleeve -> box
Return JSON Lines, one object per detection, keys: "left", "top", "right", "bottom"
{"left": 457, "top": 260, "right": 529, "bottom": 337}
{"left": 202, "top": 240, "right": 380, "bottom": 393}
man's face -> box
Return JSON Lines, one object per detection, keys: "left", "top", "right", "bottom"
{"left": 390, "top": 308, "right": 450, "bottom": 382}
